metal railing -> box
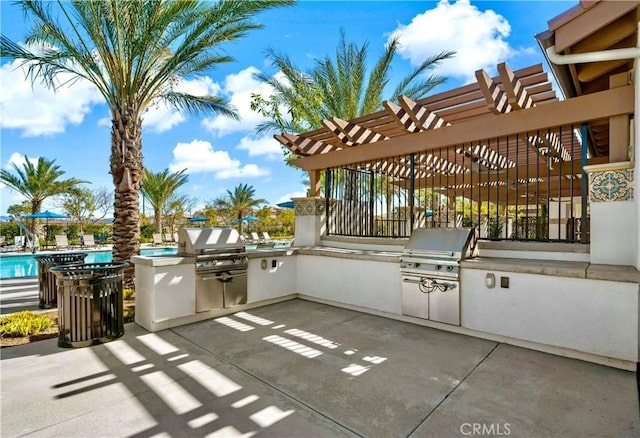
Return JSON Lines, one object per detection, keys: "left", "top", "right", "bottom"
{"left": 13, "top": 218, "right": 37, "bottom": 253}
{"left": 325, "top": 123, "right": 590, "bottom": 243}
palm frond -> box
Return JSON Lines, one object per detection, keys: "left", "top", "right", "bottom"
{"left": 160, "top": 92, "right": 238, "bottom": 119}
{"left": 391, "top": 50, "right": 455, "bottom": 100}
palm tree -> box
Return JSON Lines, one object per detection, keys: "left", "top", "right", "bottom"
{"left": 214, "top": 184, "right": 266, "bottom": 235}
{"left": 141, "top": 168, "right": 188, "bottom": 233}
{"left": 253, "top": 30, "right": 454, "bottom": 134}
{"left": 252, "top": 31, "right": 454, "bottom": 199}
{"left": 0, "top": 156, "right": 86, "bottom": 236}
{"left": 163, "top": 194, "right": 197, "bottom": 236}
{"left": 1, "top": 0, "right": 293, "bottom": 286}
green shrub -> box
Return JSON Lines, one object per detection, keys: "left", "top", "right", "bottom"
{"left": 0, "top": 311, "right": 54, "bottom": 337}
{"left": 140, "top": 224, "right": 155, "bottom": 240}
{"left": 123, "top": 307, "right": 135, "bottom": 321}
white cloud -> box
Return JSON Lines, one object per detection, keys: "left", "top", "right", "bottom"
{"left": 0, "top": 59, "right": 103, "bottom": 136}
{"left": 202, "top": 66, "right": 279, "bottom": 137}
{"left": 4, "top": 152, "right": 39, "bottom": 169}
{"left": 216, "top": 163, "right": 269, "bottom": 179}
{"left": 97, "top": 116, "right": 110, "bottom": 127}
{"left": 277, "top": 189, "right": 307, "bottom": 204}
{"left": 389, "top": 0, "right": 517, "bottom": 83}
{"left": 237, "top": 134, "right": 284, "bottom": 160}
{"left": 169, "top": 139, "right": 269, "bottom": 180}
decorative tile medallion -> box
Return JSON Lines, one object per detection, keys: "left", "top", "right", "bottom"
{"left": 294, "top": 198, "right": 326, "bottom": 216}
{"left": 589, "top": 168, "right": 634, "bottom": 202}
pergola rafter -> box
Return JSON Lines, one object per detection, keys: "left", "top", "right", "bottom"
{"left": 382, "top": 101, "right": 420, "bottom": 133}
{"left": 331, "top": 117, "right": 388, "bottom": 145}
{"left": 274, "top": 63, "right": 559, "bottom": 162}
{"left": 475, "top": 69, "right": 511, "bottom": 114}
{"left": 398, "top": 95, "right": 448, "bottom": 131}
{"left": 276, "top": 133, "right": 336, "bottom": 156}
{"left": 497, "top": 62, "right": 535, "bottom": 110}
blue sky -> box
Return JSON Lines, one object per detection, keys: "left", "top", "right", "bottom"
{"left": 0, "top": 0, "right": 574, "bottom": 216}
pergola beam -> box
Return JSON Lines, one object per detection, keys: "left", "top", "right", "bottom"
{"left": 292, "top": 85, "right": 633, "bottom": 170}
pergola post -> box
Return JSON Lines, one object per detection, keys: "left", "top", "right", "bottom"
{"left": 583, "top": 73, "right": 636, "bottom": 265}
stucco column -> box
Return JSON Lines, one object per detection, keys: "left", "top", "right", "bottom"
{"left": 293, "top": 197, "right": 326, "bottom": 247}
{"left": 584, "top": 162, "right": 636, "bottom": 266}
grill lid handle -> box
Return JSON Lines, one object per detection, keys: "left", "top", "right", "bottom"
{"left": 405, "top": 250, "right": 455, "bottom": 257}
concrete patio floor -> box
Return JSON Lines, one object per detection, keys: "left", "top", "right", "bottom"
{"left": 1, "top": 299, "right": 638, "bottom": 437}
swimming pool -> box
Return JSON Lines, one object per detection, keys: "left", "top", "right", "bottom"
{"left": 0, "top": 247, "right": 177, "bottom": 279}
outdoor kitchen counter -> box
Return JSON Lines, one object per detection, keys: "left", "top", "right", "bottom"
{"left": 461, "top": 257, "right": 640, "bottom": 283}
{"left": 296, "top": 246, "right": 403, "bottom": 263}
{"left": 244, "top": 246, "right": 403, "bottom": 263}
{"left": 131, "top": 255, "right": 195, "bottom": 266}
{"left": 244, "top": 248, "right": 296, "bottom": 258}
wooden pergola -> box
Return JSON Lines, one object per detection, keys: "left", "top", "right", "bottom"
{"left": 274, "top": 1, "right": 636, "bottom": 205}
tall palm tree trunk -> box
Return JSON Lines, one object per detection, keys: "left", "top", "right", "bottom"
{"left": 154, "top": 210, "right": 162, "bottom": 234}
{"left": 30, "top": 200, "right": 42, "bottom": 238}
{"left": 111, "top": 105, "right": 142, "bottom": 288}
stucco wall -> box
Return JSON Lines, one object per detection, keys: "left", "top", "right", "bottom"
{"left": 135, "top": 262, "right": 196, "bottom": 327}
{"left": 461, "top": 268, "right": 639, "bottom": 362}
{"left": 590, "top": 201, "right": 637, "bottom": 265}
{"left": 296, "top": 255, "right": 402, "bottom": 314}
{"left": 248, "top": 256, "right": 296, "bottom": 302}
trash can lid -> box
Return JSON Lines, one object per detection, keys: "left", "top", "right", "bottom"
{"left": 34, "top": 252, "right": 88, "bottom": 263}
{"left": 50, "top": 262, "right": 129, "bottom": 278}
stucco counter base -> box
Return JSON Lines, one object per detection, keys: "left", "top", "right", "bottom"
{"left": 459, "top": 257, "right": 640, "bottom": 369}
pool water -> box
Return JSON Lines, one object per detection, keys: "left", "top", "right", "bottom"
{"left": 0, "top": 247, "right": 177, "bottom": 279}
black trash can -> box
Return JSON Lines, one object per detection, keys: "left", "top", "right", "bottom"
{"left": 34, "top": 252, "right": 87, "bottom": 309}
{"left": 50, "top": 262, "right": 128, "bottom": 348}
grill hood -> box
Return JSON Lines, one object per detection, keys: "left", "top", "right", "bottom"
{"left": 403, "top": 228, "right": 476, "bottom": 261}
{"left": 178, "top": 227, "right": 244, "bottom": 255}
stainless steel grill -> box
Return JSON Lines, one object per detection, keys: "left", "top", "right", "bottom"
{"left": 177, "top": 228, "right": 248, "bottom": 311}
{"left": 399, "top": 228, "right": 476, "bottom": 325}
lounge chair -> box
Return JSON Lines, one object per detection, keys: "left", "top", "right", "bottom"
{"left": 163, "top": 232, "right": 173, "bottom": 243}
{"left": 262, "top": 232, "right": 272, "bottom": 242}
{"left": 152, "top": 233, "right": 163, "bottom": 246}
{"left": 81, "top": 234, "right": 96, "bottom": 248}
{"left": 55, "top": 234, "right": 70, "bottom": 250}
{"left": 0, "top": 236, "right": 22, "bottom": 253}
{"left": 251, "top": 232, "right": 261, "bottom": 242}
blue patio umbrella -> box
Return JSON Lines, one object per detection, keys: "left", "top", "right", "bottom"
{"left": 23, "top": 210, "right": 67, "bottom": 242}
{"left": 242, "top": 215, "right": 258, "bottom": 222}
{"left": 23, "top": 210, "right": 67, "bottom": 220}
{"left": 188, "top": 215, "right": 208, "bottom": 227}
{"left": 276, "top": 201, "right": 294, "bottom": 209}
